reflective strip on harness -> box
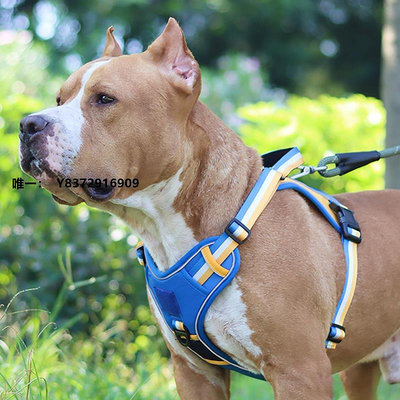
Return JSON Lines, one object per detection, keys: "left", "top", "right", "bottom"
{"left": 277, "top": 178, "right": 359, "bottom": 349}
{"left": 193, "top": 246, "right": 230, "bottom": 285}
{"left": 325, "top": 238, "right": 358, "bottom": 349}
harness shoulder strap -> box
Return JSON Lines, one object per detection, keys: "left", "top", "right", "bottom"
{"left": 206, "top": 147, "right": 303, "bottom": 264}
{"left": 278, "top": 178, "right": 361, "bottom": 349}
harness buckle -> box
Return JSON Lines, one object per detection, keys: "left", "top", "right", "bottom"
{"left": 329, "top": 203, "right": 362, "bottom": 244}
{"left": 174, "top": 324, "right": 191, "bottom": 347}
{"left": 327, "top": 323, "right": 346, "bottom": 344}
{"left": 225, "top": 218, "right": 251, "bottom": 245}
{"left": 136, "top": 243, "right": 146, "bottom": 266}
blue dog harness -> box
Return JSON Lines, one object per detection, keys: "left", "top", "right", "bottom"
{"left": 136, "top": 147, "right": 361, "bottom": 379}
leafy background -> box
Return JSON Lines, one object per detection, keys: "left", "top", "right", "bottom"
{"left": 0, "top": 1, "right": 397, "bottom": 399}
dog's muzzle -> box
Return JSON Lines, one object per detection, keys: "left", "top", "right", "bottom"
{"left": 19, "top": 114, "right": 54, "bottom": 177}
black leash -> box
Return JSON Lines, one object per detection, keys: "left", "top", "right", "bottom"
{"left": 317, "top": 145, "right": 400, "bottom": 178}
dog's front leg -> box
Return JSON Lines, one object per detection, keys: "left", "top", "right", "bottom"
{"left": 148, "top": 293, "right": 230, "bottom": 399}
{"left": 171, "top": 352, "right": 230, "bottom": 400}
{"left": 263, "top": 347, "right": 333, "bottom": 400}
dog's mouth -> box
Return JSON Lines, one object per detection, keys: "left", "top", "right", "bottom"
{"left": 19, "top": 142, "right": 81, "bottom": 205}
{"left": 27, "top": 156, "right": 54, "bottom": 179}
{"left": 82, "top": 183, "right": 115, "bottom": 202}
{"left": 20, "top": 141, "right": 115, "bottom": 203}
{"left": 50, "top": 193, "right": 74, "bottom": 205}
{"left": 20, "top": 140, "right": 54, "bottom": 179}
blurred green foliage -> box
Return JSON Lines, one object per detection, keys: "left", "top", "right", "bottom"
{"left": 200, "top": 53, "right": 273, "bottom": 128}
{"left": 239, "top": 94, "right": 385, "bottom": 194}
{"left": 2, "top": 0, "right": 382, "bottom": 97}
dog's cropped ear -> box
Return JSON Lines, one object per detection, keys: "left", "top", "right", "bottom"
{"left": 147, "top": 18, "right": 200, "bottom": 94}
{"left": 102, "top": 26, "right": 122, "bottom": 57}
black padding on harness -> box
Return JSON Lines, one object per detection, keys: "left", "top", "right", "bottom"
{"left": 335, "top": 151, "right": 381, "bottom": 175}
{"left": 172, "top": 325, "right": 225, "bottom": 361}
{"left": 261, "top": 148, "right": 295, "bottom": 168}
{"left": 188, "top": 341, "right": 223, "bottom": 362}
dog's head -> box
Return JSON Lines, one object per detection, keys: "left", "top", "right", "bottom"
{"left": 19, "top": 18, "right": 200, "bottom": 206}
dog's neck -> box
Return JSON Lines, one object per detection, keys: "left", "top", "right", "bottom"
{"left": 111, "top": 101, "right": 261, "bottom": 271}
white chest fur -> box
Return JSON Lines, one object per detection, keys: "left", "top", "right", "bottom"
{"left": 204, "top": 278, "right": 262, "bottom": 372}
{"left": 111, "top": 167, "right": 197, "bottom": 270}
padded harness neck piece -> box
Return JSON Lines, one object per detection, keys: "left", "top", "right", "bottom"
{"left": 136, "top": 148, "right": 361, "bottom": 379}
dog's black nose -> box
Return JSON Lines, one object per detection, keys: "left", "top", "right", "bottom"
{"left": 20, "top": 115, "right": 49, "bottom": 137}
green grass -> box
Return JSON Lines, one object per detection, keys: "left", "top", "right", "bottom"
{"left": 1, "top": 290, "right": 400, "bottom": 399}
{"left": 232, "top": 373, "right": 400, "bottom": 399}
{"left": 2, "top": 322, "right": 400, "bottom": 400}
{"left": 0, "top": 311, "right": 175, "bottom": 400}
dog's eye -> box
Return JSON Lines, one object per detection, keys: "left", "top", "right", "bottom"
{"left": 97, "top": 95, "right": 115, "bottom": 105}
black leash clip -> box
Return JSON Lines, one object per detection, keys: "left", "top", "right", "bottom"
{"left": 318, "top": 151, "right": 381, "bottom": 178}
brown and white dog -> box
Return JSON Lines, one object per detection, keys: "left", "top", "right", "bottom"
{"left": 19, "top": 18, "right": 400, "bottom": 400}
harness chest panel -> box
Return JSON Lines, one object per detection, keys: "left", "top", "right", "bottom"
{"left": 144, "top": 238, "right": 258, "bottom": 376}
{"left": 137, "top": 148, "right": 361, "bottom": 379}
